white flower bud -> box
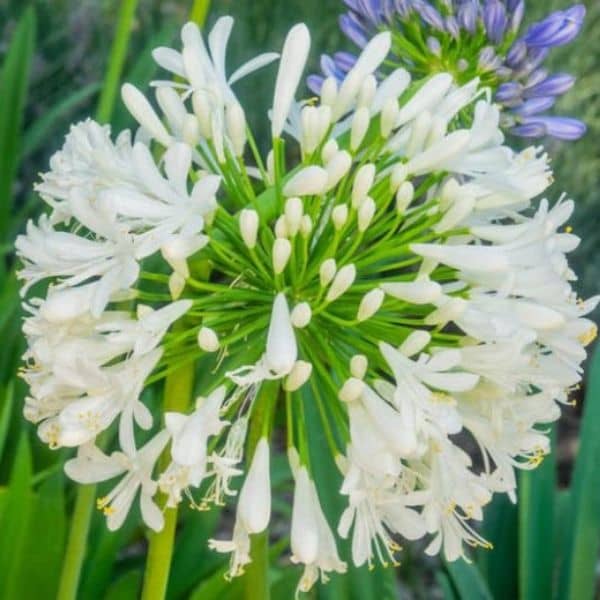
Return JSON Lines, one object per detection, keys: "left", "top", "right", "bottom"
{"left": 319, "top": 259, "right": 337, "bottom": 287}
{"left": 405, "top": 130, "right": 471, "bottom": 176}
{"left": 240, "top": 209, "right": 259, "bottom": 249}
{"left": 285, "top": 197, "right": 304, "bottom": 236}
{"left": 351, "top": 107, "right": 370, "bottom": 151}
{"left": 301, "top": 106, "right": 320, "bottom": 154}
{"left": 275, "top": 216, "right": 289, "bottom": 238}
{"left": 226, "top": 101, "right": 247, "bottom": 157}
{"left": 358, "top": 197, "right": 376, "bottom": 232}
{"left": 396, "top": 181, "right": 414, "bottom": 213}
{"left": 182, "top": 114, "right": 200, "bottom": 146}
{"left": 300, "top": 215, "right": 313, "bottom": 237}
{"left": 434, "top": 194, "right": 475, "bottom": 233}
{"left": 350, "top": 355, "right": 368, "bottom": 379}
{"left": 357, "top": 288, "right": 384, "bottom": 321}
{"left": 169, "top": 272, "right": 186, "bottom": 300}
{"left": 333, "top": 70, "right": 362, "bottom": 120}
{"left": 238, "top": 438, "right": 271, "bottom": 533}
{"left": 425, "top": 115, "right": 447, "bottom": 147}
{"left": 198, "top": 327, "right": 220, "bottom": 352}
{"left": 291, "top": 302, "right": 312, "bottom": 328}
{"left": 358, "top": 74, "right": 377, "bottom": 107}
{"left": 352, "top": 164, "right": 376, "bottom": 208}
{"left": 122, "top": 83, "right": 171, "bottom": 146}
{"left": 265, "top": 294, "right": 297, "bottom": 375}
{"left": 272, "top": 238, "right": 292, "bottom": 274}
{"left": 381, "top": 279, "right": 442, "bottom": 304}
{"left": 424, "top": 297, "right": 467, "bottom": 326}
{"left": 440, "top": 178, "right": 462, "bottom": 211}
{"left": 283, "top": 166, "right": 329, "bottom": 197}
{"left": 405, "top": 110, "right": 432, "bottom": 157}
{"left": 325, "top": 150, "right": 352, "bottom": 190}
{"left": 321, "top": 139, "right": 338, "bottom": 164}
{"left": 284, "top": 361, "right": 313, "bottom": 391}
{"left": 390, "top": 164, "right": 408, "bottom": 192}
{"left": 381, "top": 98, "right": 399, "bottom": 138}
{"left": 191, "top": 90, "right": 212, "bottom": 138}
{"left": 399, "top": 330, "right": 431, "bottom": 357}
{"left": 331, "top": 204, "right": 349, "bottom": 230}
{"left": 338, "top": 377, "right": 365, "bottom": 403}
{"left": 320, "top": 76, "right": 338, "bottom": 107}
{"left": 326, "top": 264, "right": 356, "bottom": 302}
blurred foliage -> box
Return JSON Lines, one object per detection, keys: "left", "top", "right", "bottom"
{"left": 0, "top": 0, "right": 598, "bottom": 599}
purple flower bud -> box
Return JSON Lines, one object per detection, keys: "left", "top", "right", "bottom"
{"left": 518, "top": 116, "right": 586, "bottom": 140}
{"left": 333, "top": 51, "right": 358, "bottom": 73}
{"left": 514, "top": 47, "right": 550, "bottom": 78}
{"left": 506, "top": 40, "right": 527, "bottom": 68}
{"left": 445, "top": 15, "right": 460, "bottom": 39}
{"left": 415, "top": 1, "right": 445, "bottom": 30}
{"left": 340, "top": 14, "right": 369, "bottom": 48}
{"left": 525, "top": 73, "right": 576, "bottom": 98}
{"left": 510, "top": 122, "right": 548, "bottom": 138}
{"left": 458, "top": 0, "right": 480, "bottom": 34}
{"left": 394, "top": 0, "right": 412, "bottom": 18}
{"left": 343, "top": 0, "right": 362, "bottom": 10}
{"left": 510, "top": 0, "right": 525, "bottom": 33}
{"left": 357, "top": 0, "right": 383, "bottom": 25}
{"left": 320, "top": 54, "right": 346, "bottom": 80}
{"left": 478, "top": 46, "right": 502, "bottom": 71}
{"left": 484, "top": 0, "right": 507, "bottom": 44}
{"left": 513, "top": 96, "right": 556, "bottom": 116}
{"left": 524, "top": 4, "right": 585, "bottom": 48}
{"left": 495, "top": 82, "right": 523, "bottom": 105}
{"left": 526, "top": 68, "right": 549, "bottom": 89}
{"left": 506, "top": 0, "right": 522, "bottom": 11}
{"left": 382, "top": 0, "right": 397, "bottom": 23}
{"left": 307, "top": 75, "right": 325, "bottom": 95}
{"left": 427, "top": 36, "right": 442, "bottom": 57}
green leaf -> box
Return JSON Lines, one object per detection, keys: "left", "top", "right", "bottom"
{"left": 0, "top": 6, "right": 36, "bottom": 241}
{"left": 102, "top": 569, "right": 143, "bottom": 600}
{"left": 0, "top": 380, "right": 15, "bottom": 462}
{"left": 0, "top": 434, "right": 34, "bottom": 599}
{"left": 444, "top": 557, "right": 493, "bottom": 600}
{"left": 557, "top": 347, "right": 600, "bottom": 600}
{"left": 518, "top": 427, "right": 556, "bottom": 600}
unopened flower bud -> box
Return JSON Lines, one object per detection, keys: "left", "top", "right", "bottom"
{"left": 396, "top": 181, "right": 414, "bottom": 213}
{"left": 338, "top": 377, "right": 365, "bottom": 403}
{"left": 390, "top": 164, "right": 408, "bottom": 192}
{"left": 331, "top": 204, "right": 349, "bottom": 230}
{"left": 325, "top": 150, "right": 352, "bottom": 190}
{"left": 182, "top": 114, "right": 200, "bottom": 145}
{"left": 191, "top": 90, "right": 212, "bottom": 138}
{"left": 357, "top": 288, "right": 384, "bottom": 321}
{"left": 275, "top": 216, "right": 289, "bottom": 238}
{"left": 283, "top": 166, "right": 328, "bottom": 197}
{"left": 285, "top": 197, "right": 304, "bottom": 236}
{"left": 226, "top": 101, "right": 247, "bottom": 157}
{"left": 240, "top": 209, "right": 259, "bottom": 249}
{"left": 284, "top": 360, "right": 313, "bottom": 391}
{"left": 321, "top": 76, "right": 338, "bottom": 107}
{"left": 326, "top": 264, "right": 356, "bottom": 302}
{"left": 300, "top": 215, "right": 313, "bottom": 237}
{"left": 381, "top": 279, "right": 442, "bottom": 304}
{"left": 351, "top": 107, "right": 370, "bottom": 151}
{"left": 291, "top": 302, "right": 312, "bottom": 328}
{"left": 358, "top": 197, "right": 376, "bottom": 232}
{"left": 381, "top": 98, "right": 399, "bottom": 138}
{"left": 434, "top": 194, "right": 475, "bottom": 233}
{"left": 272, "top": 238, "right": 292, "bottom": 274}
{"left": 198, "top": 327, "right": 220, "bottom": 352}
{"left": 169, "top": 272, "right": 186, "bottom": 300}
{"left": 440, "top": 178, "right": 462, "bottom": 210}
{"left": 399, "top": 330, "right": 431, "bottom": 357}
{"left": 352, "top": 164, "right": 375, "bottom": 208}
{"left": 319, "top": 259, "right": 337, "bottom": 287}
{"left": 350, "top": 355, "right": 368, "bottom": 379}
{"left": 321, "top": 139, "right": 338, "bottom": 164}
{"left": 358, "top": 74, "right": 377, "bottom": 107}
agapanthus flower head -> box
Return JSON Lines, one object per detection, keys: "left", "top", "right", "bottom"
{"left": 17, "top": 14, "right": 596, "bottom": 594}
{"left": 309, "top": 1, "right": 587, "bottom": 140}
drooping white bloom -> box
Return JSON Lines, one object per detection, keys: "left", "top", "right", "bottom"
{"left": 209, "top": 438, "right": 271, "bottom": 577}
{"left": 65, "top": 431, "right": 169, "bottom": 531}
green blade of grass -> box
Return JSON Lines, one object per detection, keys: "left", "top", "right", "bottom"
{"left": 518, "top": 426, "right": 556, "bottom": 600}
{"left": 444, "top": 557, "right": 493, "bottom": 600}
{"left": 0, "top": 6, "right": 36, "bottom": 242}
{"left": 557, "top": 346, "right": 600, "bottom": 600}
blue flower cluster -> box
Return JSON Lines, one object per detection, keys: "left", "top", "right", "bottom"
{"left": 308, "top": 1, "right": 587, "bottom": 140}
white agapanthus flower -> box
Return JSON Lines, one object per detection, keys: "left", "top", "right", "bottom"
{"left": 17, "top": 14, "right": 596, "bottom": 594}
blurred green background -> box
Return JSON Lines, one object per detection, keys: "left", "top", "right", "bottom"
{"left": 0, "top": 1, "right": 598, "bottom": 599}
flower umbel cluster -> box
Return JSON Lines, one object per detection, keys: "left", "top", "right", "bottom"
{"left": 310, "top": 0, "right": 587, "bottom": 140}
{"left": 17, "top": 16, "right": 597, "bottom": 593}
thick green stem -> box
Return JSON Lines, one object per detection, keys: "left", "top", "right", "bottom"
{"left": 141, "top": 360, "right": 196, "bottom": 600}
{"left": 190, "top": 0, "right": 211, "bottom": 27}
{"left": 242, "top": 380, "right": 279, "bottom": 600}
{"left": 96, "top": 0, "right": 140, "bottom": 123}
{"left": 56, "top": 485, "right": 96, "bottom": 600}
